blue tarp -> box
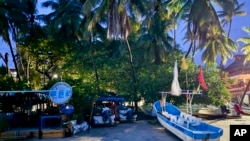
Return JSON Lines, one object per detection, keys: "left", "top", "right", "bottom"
{"left": 97, "top": 96, "right": 124, "bottom": 103}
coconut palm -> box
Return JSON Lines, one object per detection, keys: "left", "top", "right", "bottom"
{"left": 80, "top": 0, "right": 147, "bottom": 110}
{"left": 137, "top": 0, "right": 176, "bottom": 65}
{"left": 41, "top": 0, "right": 112, "bottom": 92}
{"left": 237, "top": 26, "right": 250, "bottom": 106}
{"left": 0, "top": 0, "right": 41, "bottom": 82}
{"left": 0, "top": 53, "right": 9, "bottom": 75}
{"left": 169, "top": 0, "right": 239, "bottom": 65}
{"left": 238, "top": 26, "right": 250, "bottom": 64}
{"left": 0, "top": 0, "right": 27, "bottom": 81}
{"left": 199, "top": 33, "right": 237, "bottom": 65}
{"left": 217, "top": 1, "right": 246, "bottom": 37}
{"left": 216, "top": 1, "right": 246, "bottom": 70}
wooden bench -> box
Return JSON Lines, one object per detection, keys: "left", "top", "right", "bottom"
{"left": 0, "top": 135, "right": 29, "bottom": 140}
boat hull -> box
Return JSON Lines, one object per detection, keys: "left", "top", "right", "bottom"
{"left": 230, "top": 102, "right": 250, "bottom": 114}
{"left": 153, "top": 101, "right": 223, "bottom": 141}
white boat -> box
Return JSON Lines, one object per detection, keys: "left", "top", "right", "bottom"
{"left": 153, "top": 100, "right": 223, "bottom": 141}
{"left": 198, "top": 105, "right": 225, "bottom": 117}
{"left": 229, "top": 102, "right": 250, "bottom": 115}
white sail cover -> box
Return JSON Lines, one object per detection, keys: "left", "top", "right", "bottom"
{"left": 171, "top": 60, "right": 182, "bottom": 96}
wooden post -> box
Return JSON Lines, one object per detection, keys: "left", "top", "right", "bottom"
{"left": 239, "top": 80, "right": 250, "bottom": 107}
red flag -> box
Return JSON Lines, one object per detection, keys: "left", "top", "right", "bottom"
{"left": 198, "top": 66, "right": 208, "bottom": 90}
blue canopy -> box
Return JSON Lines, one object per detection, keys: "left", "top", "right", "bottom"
{"left": 97, "top": 96, "right": 124, "bottom": 103}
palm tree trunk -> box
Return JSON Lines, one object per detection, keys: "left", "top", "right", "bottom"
{"left": 90, "top": 35, "right": 99, "bottom": 92}
{"left": 185, "top": 41, "right": 193, "bottom": 59}
{"left": 4, "top": 53, "right": 9, "bottom": 75}
{"left": 27, "top": 56, "right": 30, "bottom": 83}
{"left": 227, "top": 20, "right": 232, "bottom": 37}
{"left": 239, "top": 80, "right": 250, "bottom": 107}
{"left": 6, "top": 36, "right": 21, "bottom": 81}
{"left": 19, "top": 52, "right": 27, "bottom": 78}
{"left": 125, "top": 39, "right": 138, "bottom": 112}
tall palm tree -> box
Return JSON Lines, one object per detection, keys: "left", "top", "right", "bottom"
{"left": 138, "top": 0, "right": 176, "bottom": 65}
{"left": 217, "top": 1, "right": 246, "bottom": 37}
{"left": 238, "top": 26, "right": 250, "bottom": 64}
{"left": 80, "top": 0, "right": 148, "bottom": 110}
{"left": 17, "top": 0, "right": 40, "bottom": 82}
{"left": 237, "top": 26, "right": 250, "bottom": 106}
{"left": 0, "top": 0, "right": 40, "bottom": 82}
{"left": 199, "top": 33, "right": 237, "bottom": 65}
{"left": 0, "top": 0, "right": 27, "bottom": 81}
{"left": 217, "top": 1, "right": 246, "bottom": 71}
{"left": 167, "top": 0, "right": 240, "bottom": 65}
{"left": 0, "top": 53, "right": 9, "bottom": 75}
{"left": 106, "top": 0, "right": 139, "bottom": 109}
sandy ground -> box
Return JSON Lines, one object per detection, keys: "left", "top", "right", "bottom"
{"left": 206, "top": 115, "right": 250, "bottom": 141}
{"left": 32, "top": 115, "right": 250, "bottom": 141}
{"left": 33, "top": 120, "right": 181, "bottom": 141}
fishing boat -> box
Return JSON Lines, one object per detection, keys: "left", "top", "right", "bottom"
{"left": 139, "top": 103, "right": 156, "bottom": 117}
{"left": 153, "top": 100, "right": 223, "bottom": 141}
{"left": 229, "top": 102, "right": 250, "bottom": 115}
{"left": 197, "top": 105, "right": 225, "bottom": 118}
{"left": 153, "top": 61, "right": 223, "bottom": 140}
{"left": 178, "top": 104, "right": 200, "bottom": 116}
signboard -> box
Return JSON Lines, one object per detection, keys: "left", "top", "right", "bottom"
{"left": 49, "top": 82, "right": 72, "bottom": 104}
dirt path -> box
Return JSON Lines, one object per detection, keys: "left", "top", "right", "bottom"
{"left": 206, "top": 115, "right": 250, "bottom": 141}
{"left": 31, "top": 115, "right": 250, "bottom": 141}
{"left": 33, "top": 120, "right": 181, "bottom": 141}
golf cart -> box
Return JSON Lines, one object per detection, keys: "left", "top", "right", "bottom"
{"left": 91, "top": 95, "right": 137, "bottom": 126}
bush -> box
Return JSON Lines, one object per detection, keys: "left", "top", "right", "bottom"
{"left": 0, "top": 116, "right": 10, "bottom": 131}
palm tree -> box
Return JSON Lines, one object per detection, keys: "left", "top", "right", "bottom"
{"left": 106, "top": 0, "right": 139, "bottom": 109}
{"left": 217, "top": 1, "right": 246, "bottom": 71}
{"left": 238, "top": 26, "right": 250, "bottom": 64}
{"left": 237, "top": 27, "right": 250, "bottom": 107}
{"left": 169, "top": 0, "right": 239, "bottom": 65}
{"left": 0, "top": 0, "right": 26, "bottom": 81}
{"left": 17, "top": 0, "right": 40, "bottom": 82}
{"left": 217, "top": 1, "right": 246, "bottom": 37}
{"left": 138, "top": 0, "right": 176, "bottom": 65}
{"left": 199, "top": 33, "right": 237, "bottom": 64}
{"left": 0, "top": 53, "right": 9, "bottom": 75}
{"left": 42, "top": 0, "right": 113, "bottom": 92}
{"left": 80, "top": 0, "right": 148, "bottom": 110}
{"left": 0, "top": 0, "right": 40, "bottom": 82}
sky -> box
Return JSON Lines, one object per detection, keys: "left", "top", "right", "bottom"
{"left": 0, "top": 0, "right": 250, "bottom": 68}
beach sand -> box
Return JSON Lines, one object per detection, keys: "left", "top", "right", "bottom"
{"left": 206, "top": 115, "right": 250, "bottom": 141}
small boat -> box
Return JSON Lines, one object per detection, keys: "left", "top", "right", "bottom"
{"left": 178, "top": 104, "right": 200, "bottom": 116}
{"left": 139, "top": 103, "right": 157, "bottom": 117}
{"left": 153, "top": 100, "right": 223, "bottom": 141}
{"left": 197, "top": 105, "right": 225, "bottom": 118}
{"left": 229, "top": 102, "right": 250, "bottom": 115}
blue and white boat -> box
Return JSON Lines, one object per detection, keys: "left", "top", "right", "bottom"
{"left": 153, "top": 100, "right": 223, "bottom": 141}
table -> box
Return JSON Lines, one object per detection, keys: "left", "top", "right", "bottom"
{"left": 40, "top": 115, "right": 61, "bottom": 129}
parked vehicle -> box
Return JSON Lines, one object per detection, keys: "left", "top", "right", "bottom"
{"left": 91, "top": 95, "right": 137, "bottom": 126}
